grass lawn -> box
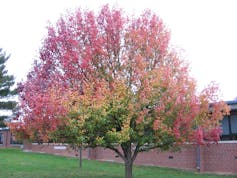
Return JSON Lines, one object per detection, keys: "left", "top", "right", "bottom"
{"left": 0, "top": 148, "right": 235, "bottom": 178}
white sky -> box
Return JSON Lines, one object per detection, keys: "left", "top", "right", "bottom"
{"left": 0, "top": 0, "right": 237, "bottom": 100}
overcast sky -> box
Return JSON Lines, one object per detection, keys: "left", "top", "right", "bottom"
{"left": 0, "top": 0, "right": 237, "bottom": 100}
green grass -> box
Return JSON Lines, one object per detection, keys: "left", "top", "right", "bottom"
{"left": 0, "top": 148, "right": 235, "bottom": 178}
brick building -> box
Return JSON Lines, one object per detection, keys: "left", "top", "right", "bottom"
{"left": 22, "top": 100, "right": 237, "bottom": 175}
{"left": 23, "top": 141, "right": 237, "bottom": 174}
{"left": 1, "top": 100, "right": 236, "bottom": 174}
{"left": 0, "top": 127, "right": 11, "bottom": 147}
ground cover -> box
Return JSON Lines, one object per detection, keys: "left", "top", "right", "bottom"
{"left": 0, "top": 148, "right": 235, "bottom": 178}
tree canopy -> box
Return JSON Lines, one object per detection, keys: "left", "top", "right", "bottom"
{"left": 0, "top": 49, "right": 17, "bottom": 127}
{"left": 10, "top": 5, "right": 229, "bottom": 178}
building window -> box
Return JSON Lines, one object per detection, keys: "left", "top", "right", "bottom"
{"left": 230, "top": 115, "right": 237, "bottom": 134}
{"left": 221, "top": 116, "right": 229, "bottom": 135}
{"left": 0, "top": 133, "right": 3, "bottom": 144}
{"left": 221, "top": 114, "right": 237, "bottom": 140}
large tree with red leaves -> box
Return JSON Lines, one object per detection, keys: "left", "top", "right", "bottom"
{"left": 11, "top": 5, "right": 229, "bottom": 178}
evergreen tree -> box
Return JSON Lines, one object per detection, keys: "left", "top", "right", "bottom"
{"left": 0, "top": 49, "right": 17, "bottom": 127}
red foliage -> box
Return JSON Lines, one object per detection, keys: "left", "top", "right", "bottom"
{"left": 10, "top": 5, "right": 229, "bottom": 147}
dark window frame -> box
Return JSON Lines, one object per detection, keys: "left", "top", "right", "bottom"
{"left": 221, "top": 110, "right": 237, "bottom": 140}
{"left": 0, "top": 133, "right": 3, "bottom": 144}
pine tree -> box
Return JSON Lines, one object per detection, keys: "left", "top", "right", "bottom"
{"left": 0, "top": 49, "right": 17, "bottom": 127}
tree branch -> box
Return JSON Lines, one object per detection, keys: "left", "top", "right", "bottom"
{"left": 132, "top": 143, "right": 140, "bottom": 162}
{"left": 107, "top": 146, "right": 125, "bottom": 161}
{"left": 138, "top": 143, "right": 160, "bottom": 152}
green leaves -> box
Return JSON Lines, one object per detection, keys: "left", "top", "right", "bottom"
{"left": 0, "top": 49, "right": 16, "bottom": 127}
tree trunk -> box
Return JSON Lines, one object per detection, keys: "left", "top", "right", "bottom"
{"left": 122, "top": 142, "right": 134, "bottom": 178}
{"left": 118, "top": 142, "right": 140, "bottom": 178}
{"left": 125, "top": 160, "right": 133, "bottom": 178}
{"left": 79, "top": 146, "right": 82, "bottom": 168}
{"left": 107, "top": 144, "right": 136, "bottom": 178}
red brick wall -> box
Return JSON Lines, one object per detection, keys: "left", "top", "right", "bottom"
{"left": 201, "top": 142, "right": 237, "bottom": 174}
{"left": 23, "top": 141, "right": 89, "bottom": 159}
{"left": 91, "top": 145, "right": 196, "bottom": 171}
{"left": 94, "top": 147, "right": 124, "bottom": 163}
{"left": 23, "top": 142, "right": 237, "bottom": 174}
{"left": 135, "top": 146, "right": 197, "bottom": 170}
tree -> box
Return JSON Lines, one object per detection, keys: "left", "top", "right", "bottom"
{"left": 0, "top": 49, "right": 17, "bottom": 127}
{"left": 11, "top": 5, "right": 229, "bottom": 178}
